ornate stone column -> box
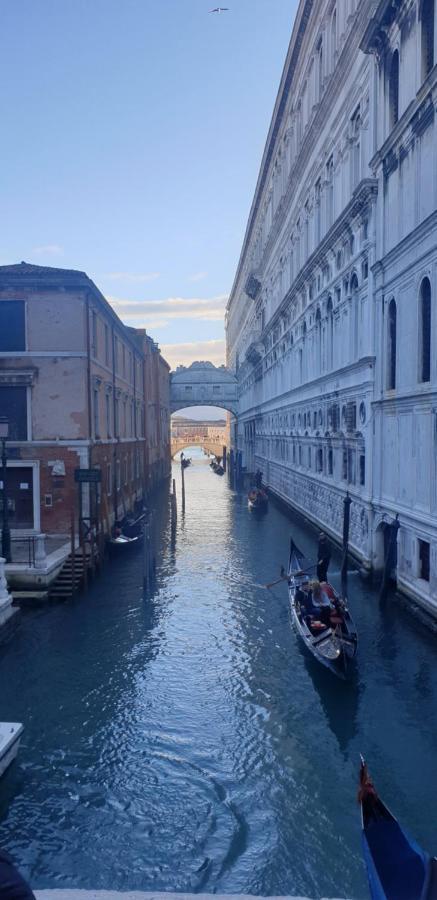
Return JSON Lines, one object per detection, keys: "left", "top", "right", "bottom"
{"left": 0, "top": 557, "right": 16, "bottom": 627}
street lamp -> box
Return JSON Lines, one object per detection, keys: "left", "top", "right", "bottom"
{"left": 0, "top": 418, "right": 11, "bottom": 563}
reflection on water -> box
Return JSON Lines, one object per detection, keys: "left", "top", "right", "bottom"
{"left": 1, "top": 446, "right": 437, "bottom": 899}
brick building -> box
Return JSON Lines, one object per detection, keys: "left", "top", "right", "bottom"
{"left": 0, "top": 263, "right": 170, "bottom": 554}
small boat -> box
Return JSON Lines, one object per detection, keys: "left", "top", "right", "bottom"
{"left": 109, "top": 533, "right": 141, "bottom": 553}
{"left": 0, "top": 723, "right": 23, "bottom": 778}
{"left": 248, "top": 487, "right": 268, "bottom": 510}
{"left": 287, "top": 538, "right": 357, "bottom": 678}
{"left": 358, "top": 758, "right": 437, "bottom": 899}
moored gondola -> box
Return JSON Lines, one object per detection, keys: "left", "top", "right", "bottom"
{"left": 287, "top": 538, "right": 357, "bottom": 678}
{"left": 248, "top": 487, "right": 268, "bottom": 511}
{"left": 358, "top": 758, "right": 437, "bottom": 900}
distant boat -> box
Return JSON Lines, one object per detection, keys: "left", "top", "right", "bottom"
{"left": 181, "top": 458, "right": 191, "bottom": 469}
{"left": 248, "top": 487, "right": 268, "bottom": 511}
{"left": 287, "top": 538, "right": 357, "bottom": 678}
{"left": 109, "top": 533, "right": 142, "bottom": 553}
{"left": 0, "top": 723, "right": 23, "bottom": 778}
{"left": 358, "top": 757, "right": 437, "bottom": 899}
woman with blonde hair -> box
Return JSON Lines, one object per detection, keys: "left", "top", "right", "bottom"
{"left": 311, "top": 579, "right": 332, "bottom": 626}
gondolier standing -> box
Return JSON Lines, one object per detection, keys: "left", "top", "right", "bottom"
{"left": 317, "top": 532, "right": 331, "bottom": 582}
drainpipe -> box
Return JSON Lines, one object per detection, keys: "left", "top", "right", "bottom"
{"left": 84, "top": 293, "right": 93, "bottom": 532}
{"left": 112, "top": 325, "right": 117, "bottom": 526}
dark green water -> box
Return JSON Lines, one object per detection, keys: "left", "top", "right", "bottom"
{"left": 1, "top": 449, "right": 437, "bottom": 899}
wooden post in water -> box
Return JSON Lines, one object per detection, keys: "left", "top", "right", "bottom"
{"left": 143, "top": 517, "right": 150, "bottom": 594}
{"left": 171, "top": 477, "right": 177, "bottom": 530}
{"left": 70, "top": 511, "right": 76, "bottom": 598}
{"left": 181, "top": 459, "right": 186, "bottom": 513}
{"left": 341, "top": 491, "right": 352, "bottom": 596}
{"left": 222, "top": 446, "right": 227, "bottom": 472}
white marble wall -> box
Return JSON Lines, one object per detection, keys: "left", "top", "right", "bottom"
{"left": 227, "top": 0, "right": 437, "bottom": 613}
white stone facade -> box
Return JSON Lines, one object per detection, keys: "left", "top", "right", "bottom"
{"left": 226, "top": 0, "right": 437, "bottom": 614}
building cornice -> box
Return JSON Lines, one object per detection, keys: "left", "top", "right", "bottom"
{"left": 228, "top": 1, "right": 374, "bottom": 313}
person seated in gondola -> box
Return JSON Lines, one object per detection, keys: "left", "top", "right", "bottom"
{"left": 296, "top": 579, "right": 317, "bottom": 623}
{"left": 311, "top": 580, "right": 332, "bottom": 626}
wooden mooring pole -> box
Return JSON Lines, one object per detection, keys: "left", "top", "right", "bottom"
{"left": 222, "top": 446, "right": 227, "bottom": 473}
{"left": 70, "top": 511, "right": 76, "bottom": 598}
{"left": 171, "top": 478, "right": 177, "bottom": 529}
{"left": 181, "top": 460, "right": 186, "bottom": 513}
{"left": 341, "top": 492, "right": 352, "bottom": 596}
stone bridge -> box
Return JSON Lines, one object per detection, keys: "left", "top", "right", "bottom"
{"left": 170, "top": 436, "right": 225, "bottom": 459}
{"left": 170, "top": 361, "right": 238, "bottom": 416}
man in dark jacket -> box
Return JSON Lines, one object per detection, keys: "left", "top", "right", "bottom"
{"left": 317, "top": 532, "right": 332, "bottom": 582}
{"left": 0, "top": 850, "right": 35, "bottom": 900}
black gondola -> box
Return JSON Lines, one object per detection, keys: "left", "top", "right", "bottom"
{"left": 248, "top": 487, "right": 268, "bottom": 511}
{"left": 287, "top": 538, "right": 357, "bottom": 678}
{"left": 358, "top": 758, "right": 437, "bottom": 900}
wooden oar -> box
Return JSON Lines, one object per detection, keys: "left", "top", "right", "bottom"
{"left": 265, "top": 564, "right": 317, "bottom": 590}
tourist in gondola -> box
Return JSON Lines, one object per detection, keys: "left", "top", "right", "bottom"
{"left": 317, "top": 532, "right": 332, "bottom": 582}
{"left": 295, "top": 579, "right": 316, "bottom": 622}
{"left": 311, "top": 580, "right": 332, "bottom": 626}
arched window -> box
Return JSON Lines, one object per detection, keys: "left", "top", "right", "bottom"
{"left": 350, "top": 273, "right": 359, "bottom": 361}
{"left": 351, "top": 109, "right": 361, "bottom": 189}
{"left": 421, "top": 0, "right": 435, "bottom": 81}
{"left": 327, "top": 296, "right": 334, "bottom": 370}
{"left": 326, "top": 156, "right": 334, "bottom": 227}
{"left": 419, "top": 277, "right": 431, "bottom": 382}
{"left": 389, "top": 50, "right": 399, "bottom": 128}
{"left": 317, "top": 38, "right": 323, "bottom": 101}
{"left": 387, "top": 298, "right": 397, "bottom": 390}
{"left": 315, "top": 307, "right": 322, "bottom": 374}
{"left": 330, "top": 9, "right": 337, "bottom": 70}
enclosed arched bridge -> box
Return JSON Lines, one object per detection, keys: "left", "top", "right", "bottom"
{"left": 170, "top": 361, "right": 238, "bottom": 416}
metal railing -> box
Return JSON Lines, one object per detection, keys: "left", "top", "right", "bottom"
{"left": 1, "top": 535, "right": 36, "bottom": 567}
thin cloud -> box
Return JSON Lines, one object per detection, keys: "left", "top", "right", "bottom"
{"left": 32, "top": 244, "right": 64, "bottom": 256}
{"left": 188, "top": 271, "right": 208, "bottom": 282}
{"left": 108, "top": 293, "right": 228, "bottom": 327}
{"left": 160, "top": 338, "right": 225, "bottom": 370}
{"left": 106, "top": 272, "right": 160, "bottom": 283}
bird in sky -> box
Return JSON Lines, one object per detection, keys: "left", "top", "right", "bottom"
{"left": 209, "top": 7, "right": 229, "bottom": 12}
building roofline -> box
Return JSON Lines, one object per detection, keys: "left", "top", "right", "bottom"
{"left": 227, "top": 0, "right": 313, "bottom": 312}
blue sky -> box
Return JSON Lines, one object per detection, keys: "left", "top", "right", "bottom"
{"left": 1, "top": 0, "right": 297, "bottom": 370}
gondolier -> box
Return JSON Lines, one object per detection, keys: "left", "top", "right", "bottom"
{"left": 317, "top": 532, "right": 331, "bottom": 582}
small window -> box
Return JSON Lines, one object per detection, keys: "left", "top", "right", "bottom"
{"left": 418, "top": 539, "right": 430, "bottom": 582}
{"left": 308, "top": 447, "right": 312, "bottom": 468}
{"left": 316, "top": 448, "right": 323, "bottom": 472}
{"left": 342, "top": 450, "right": 348, "bottom": 481}
{"left": 92, "top": 310, "right": 98, "bottom": 356}
{"left": 421, "top": 0, "right": 435, "bottom": 81}
{"left": 359, "top": 454, "right": 365, "bottom": 486}
{"left": 0, "top": 386, "right": 28, "bottom": 440}
{"left": 185, "top": 385, "right": 193, "bottom": 393}
{"left": 388, "top": 50, "right": 399, "bottom": 128}
{"left": 104, "top": 324, "right": 110, "bottom": 366}
{"left": 0, "top": 301, "right": 25, "bottom": 351}
{"left": 419, "top": 277, "right": 431, "bottom": 383}
{"left": 387, "top": 298, "right": 397, "bottom": 390}
{"left": 44, "top": 494, "right": 53, "bottom": 508}
{"left": 327, "top": 448, "right": 333, "bottom": 475}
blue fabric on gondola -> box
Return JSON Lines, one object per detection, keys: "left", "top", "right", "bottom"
{"left": 363, "top": 820, "right": 429, "bottom": 900}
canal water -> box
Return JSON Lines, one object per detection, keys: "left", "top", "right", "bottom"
{"left": 1, "top": 449, "right": 437, "bottom": 899}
